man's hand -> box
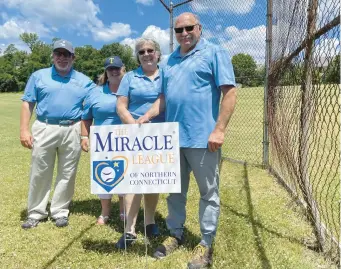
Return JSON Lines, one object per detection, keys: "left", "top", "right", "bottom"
{"left": 20, "top": 130, "right": 33, "bottom": 149}
{"left": 208, "top": 128, "right": 225, "bottom": 152}
{"left": 81, "top": 138, "right": 89, "bottom": 152}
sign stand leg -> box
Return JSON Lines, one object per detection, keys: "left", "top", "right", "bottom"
{"left": 143, "top": 198, "right": 149, "bottom": 268}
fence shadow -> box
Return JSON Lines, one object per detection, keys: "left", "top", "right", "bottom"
{"left": 242, "top": 162, "right": 272, "bottom": 268}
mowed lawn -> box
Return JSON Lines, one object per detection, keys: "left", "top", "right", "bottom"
{"left": 223, "top": 87, "right": 264, "bottom": 165}
{"left": 0, "top": 93, "right": 337, "bottom": 269}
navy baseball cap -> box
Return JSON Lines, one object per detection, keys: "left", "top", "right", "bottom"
{"left": 53, "top": 39, "right": 74, "bottom": 54}
{"left": 104, "top": 56, "right": 124, "bottom": 69}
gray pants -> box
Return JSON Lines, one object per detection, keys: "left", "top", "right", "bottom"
{"left": 27, "top": 120, "right": 82, "bottom": 220}
{"left": 166, "top": 148, "right": 221, "bottom": 247}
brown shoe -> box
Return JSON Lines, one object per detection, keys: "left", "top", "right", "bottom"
{"left": 187, "top": 243, "right": 213, "bottom": 269}
{"left": 153, "top": 236, "right": 184, "bottom": 259}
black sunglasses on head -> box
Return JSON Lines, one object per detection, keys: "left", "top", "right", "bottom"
{"left": 138, "top": 49, "right": 155, "bottom": 56}
{"left": 53, "top": 50, "right": 72, "bottom": 58}
{"left": 174, "top": 24, "right": 198, "bottom": 34}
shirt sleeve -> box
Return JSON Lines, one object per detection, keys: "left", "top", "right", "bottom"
{"left": 116, "top": 73, "right": 130, "bottom": 97}
{"left": 85, "top": 79, "right": 97, "bottom": 92}
{"left": 21, "top": 73, "right": 38, "bottom": 103}
{"left": 81, "top": 91, "right": 94, "bottom": 120}
{"left": 212, "top": 48, "right": 236, "bottom": 88}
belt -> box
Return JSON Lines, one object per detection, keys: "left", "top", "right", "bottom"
{"left": 37, "top": 116, "right": 80, "bottom": 126}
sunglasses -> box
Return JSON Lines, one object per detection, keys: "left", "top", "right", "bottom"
{"left": 174, "top": 24, "right": 198, "bottom": 34}
{"left": 138, "top": 49, "right": 155, "bottom": 56}
{"left": 53, "top": 50, "right": 72, "bottom": 58}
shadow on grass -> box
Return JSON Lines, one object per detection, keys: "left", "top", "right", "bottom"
{"left": 20, "top": 197, "right": 202, "bottom": 259}
{"left": 221, "top": 162, "right": 319, "bottom": 268}
{"left": 42, "top": 222, "right": 96, "bottom": 269}
{"left": 222, "top": 163, "right": 272, "bottom": 268}
{"left": 242, "top": 163, "right": 272, "bottom": 268}
{"left": 73, "top": 198, "right": 201, "bottom": 256}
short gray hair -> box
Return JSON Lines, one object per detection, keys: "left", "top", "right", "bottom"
{"left": 135, "top": 38, "right": 162, "bottom": 64}
{"left": 175, "top": 12, "right": 201, "bottom": 25}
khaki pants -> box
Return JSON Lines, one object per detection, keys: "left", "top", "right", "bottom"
{"left": 27, "top": 120, "right": 82, "bottom": 220}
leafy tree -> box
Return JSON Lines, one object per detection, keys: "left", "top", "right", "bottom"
{"left": 232, "top": 53, "right": 257, "bottom": 87}
{"left": 20, "top": 33, "right": 41, "bottom": 52}
{"left": 0, "top": 55, "right": 19, "bottom": 92}
{"left": 255, "top": 65, "right": 266, "bottom": 86}
{"left": 52, "top": 37, "right": 61, "bottom": 43}
{"left": 0, "top": 35, "right": 137, "bottom": 92}
{"left": 100, "top": 43, "right": 138, "bottom": 71}
{"left": 323, "top": 54, "right": 340, "bottom": 84}
{"left": 4, "top": 44, "right": 18, "bottom": 55}
{"left": 74, "top": 45, "right": 102, "bottom": 81}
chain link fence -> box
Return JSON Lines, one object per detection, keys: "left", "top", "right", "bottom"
{"left": 268, "top": 0, "right": 340, "bottom": 261}
{"left": 159, "top": 0, "right": 267, "bottom": 165}
{"left": 158, "top": 0, "right": 340, "bottom": 263}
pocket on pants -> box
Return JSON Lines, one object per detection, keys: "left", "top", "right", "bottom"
{"left": 31, "top": 120, "right": 47, "bottom": 145}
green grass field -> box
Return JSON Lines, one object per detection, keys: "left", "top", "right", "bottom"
{"left": 0, "top": 93, "right": 337, "bottom": 268}
{"left": 223, "top": 87, "right": 264, "bottom": 165}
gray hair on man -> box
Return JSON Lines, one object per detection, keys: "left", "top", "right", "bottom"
{"left": 135, "top": 38, "right": 162, "bottom": 64}
{"left": 174, "top": 12, "right": 201, "bottom": 25}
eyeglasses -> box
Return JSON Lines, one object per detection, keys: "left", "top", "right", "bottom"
{"left": 138, "top": 49, "right": 155, "bottom": 56}
{"left": 174, "top": 24, "right": 198, "bottom": 34}
{"left": 53, "top": 50, "right": 72, "bottom": 58}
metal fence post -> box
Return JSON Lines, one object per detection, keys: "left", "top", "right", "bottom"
{"left": 170, "top": 2, "right": 174, "bottom": 52}
{"left": 263, "top": 0, "right": 272, "bottom": 169}
{"left": 159, "top": 0, "right": 194, "bottom": 53}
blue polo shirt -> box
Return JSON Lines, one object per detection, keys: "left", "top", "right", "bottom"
{"left": 162, "top": 38, "right": 236, "bottom": 148}
{"left": 117, "top": 66, "right": 165, "bottom": 123}
{"left": 82, "top": 83, "right": 122, "bottom": 126}
{"left": 21, "top": 65, "right": 95, "bottom": 120}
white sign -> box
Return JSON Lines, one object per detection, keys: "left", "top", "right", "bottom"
{"left": 90, "top": 122, "right": 181, "bottom": 194}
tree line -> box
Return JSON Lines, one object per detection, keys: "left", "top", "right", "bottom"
{"left": 0, "top": 33, "right": 139, "bottom": 93}
{"left": 0, "top": 33, "right": 266, "bottom": 93}
{"left": 3, "top": 33, "right": 336, "bottom": 93}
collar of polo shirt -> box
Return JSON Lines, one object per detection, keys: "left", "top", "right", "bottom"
{"left": 173, "top": 38, "right": 206, "bottom": 58}
{"left": 52, "top": 65, "right": 74, "bottom": 78}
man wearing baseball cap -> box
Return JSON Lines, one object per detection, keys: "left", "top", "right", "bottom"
{"left": 20, "top": 39, "right": 96, "bottom": 229}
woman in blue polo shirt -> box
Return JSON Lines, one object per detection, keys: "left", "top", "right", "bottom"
{"left": 115, "top": 38, "right": 164, "bottom": 248}
{"left": 81, "top": 56, "right": 126, "bottom": 225}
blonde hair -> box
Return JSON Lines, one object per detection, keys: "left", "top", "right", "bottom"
{"left": 97, "top": 66, "right": 126, "bottom": 86}
{"left": 135, "top": 38, "right": 162, "bottom": 64}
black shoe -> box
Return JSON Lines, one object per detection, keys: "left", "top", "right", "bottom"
{"left": 153, "top": 235, "right": 184, "bottom": 259}
{"left": 55, "top": 217, "right": 68, "bottom": 227}
{"left": 21, "top": 218, "right": 41, "bottom": 229}
{"left": 146, "top": 224, "right": 160, "bottom": 238}
{"left": 187, "top": 243, "right": 213, "bottom": 269}
{"left": 115, "top": 233, "right": 137, "bottom": 249}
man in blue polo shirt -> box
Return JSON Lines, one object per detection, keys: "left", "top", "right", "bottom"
{"left": 138, "top": 12, "right": 237, "bottom": 268}
{"left": 20, "top": 39, "right": 95, "bottom": 229}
